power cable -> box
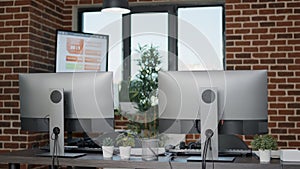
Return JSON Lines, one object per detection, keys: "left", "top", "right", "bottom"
{"left": 202, "top": 129, "right": 214, "bottom": 169}
{"left": 51, "top": 127, "right": 60, "bottom": 169}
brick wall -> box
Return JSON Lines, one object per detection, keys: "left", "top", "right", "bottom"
{"left": 0, "top": 0, "right": 65, "bottom": 155}
{"left": 29, "top": 0, "right": 64, "bottom": 72}
{"left": 225, "top": 0, "right": 300, "bottom": 148}
{"left": 0, "top": 0, "right": 300, "bottom": 161}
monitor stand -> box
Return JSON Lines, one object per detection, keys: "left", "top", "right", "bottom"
{"left": 200, "top": 88, "right": 219, "bottom": 160}
{"left": 37, "top": 89, "right": 86, "bottom": 158}
{"left": 199, "top": 88, "right": 235, "bottom": 162}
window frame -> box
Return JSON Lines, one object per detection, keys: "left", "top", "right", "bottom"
{"left": 77, "top": 1, "right": 226, "bottom": 79}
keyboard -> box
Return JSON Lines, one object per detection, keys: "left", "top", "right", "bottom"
{"left": 219, "top": 149, "right": 252, "bottom": 156}
{"left": 168, "top": 149, "right": 201, "bottom": 155}
{"left": 64, "top": 146, "right": 102, "bottom": 153}
{"left": 168, "top": 148, "right": 252, "bottom": 156}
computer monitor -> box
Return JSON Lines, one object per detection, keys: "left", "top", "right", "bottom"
{"left": 158, "top": 70, "right": 268, "bottom": 159}
{"left": 19, "top": 72, "right": 114, "bottom": 157}
{"left": 158, "top": 70, "right": 268, "bottom": 134}
{"left": 55, "top": 30, "right": 109, "bottom": 72}
{"left": 19, "top": 72, "right": 114, "bottom": 133}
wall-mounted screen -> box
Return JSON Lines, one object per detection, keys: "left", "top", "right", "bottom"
{"left": 55, "top": 30, "right": 109, "bottom": 72}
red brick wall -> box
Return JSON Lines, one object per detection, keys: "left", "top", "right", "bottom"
{"left": 225, "top": 0, "right": 300, "bottom": 148}
{"left": 0, "top": 0, "right": 65, "bottom": 155}
{"left": 0, "top": 0, "right": 300, "bottom": 159}
{"left": 29, "top": 0, "right": 64, "bottom": 72}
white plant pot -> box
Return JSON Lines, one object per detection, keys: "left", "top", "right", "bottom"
{"left": 119, "top": 146, "right": 131, "bottom": 160}
{"left": 102, "top": 146, "right": 114, "bottom": 159}
{"left": 259, "top": 149, "right": 271, "bottom": 163}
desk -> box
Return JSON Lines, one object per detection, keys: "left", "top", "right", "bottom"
{"left": 0, "top": 149, "right": 298, "bottom": 169}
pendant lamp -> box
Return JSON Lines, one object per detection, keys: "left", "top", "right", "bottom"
{"left": 102, "top": 0, "right": 130, "bottom": 14}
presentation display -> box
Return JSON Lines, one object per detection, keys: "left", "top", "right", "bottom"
{"left": 55, "top": 30, "right": 108, "bottom": 72}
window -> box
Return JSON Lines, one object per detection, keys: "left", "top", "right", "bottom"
{"left": 178, "top": 6, "right": 224, "bottom": 70}
{"left": 79, "top": 3, "right": 225, "bottom": 80}
{"left": 130, "top": 13, "right": 168, "bottom": 78}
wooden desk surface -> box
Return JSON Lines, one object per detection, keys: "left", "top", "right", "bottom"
{"left": 0, "top": 149, "right": 294, "bottom": 169}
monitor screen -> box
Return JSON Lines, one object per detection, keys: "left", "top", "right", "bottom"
{"left": 158, "top": 70, "right": 268, "bottom": 135}
{"left": 19, "top": 72, "right": 114, "bottom": 133}
{"left": 55, "top": 30, "right": 109, "bottom": 72}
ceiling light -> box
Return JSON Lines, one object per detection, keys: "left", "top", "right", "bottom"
{"left": 101, "top": 0, "right": 130, "bottom": 14}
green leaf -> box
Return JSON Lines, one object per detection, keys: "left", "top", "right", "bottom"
{"left": 250, "top": 134, "right": 278, "bottom": 150}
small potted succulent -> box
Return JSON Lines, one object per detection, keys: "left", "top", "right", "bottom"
{"left": 116, "top": 133, "right": 135, "bottom": 160}
{"left": 102, "top": 137, "right": 114, "bottom": 159}
{"left": 251, "top": 134, "right": 278, "bottom": 163}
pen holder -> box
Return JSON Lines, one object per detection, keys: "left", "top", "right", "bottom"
{"left": 142, "top": 139, "right": 159, "bottom": 161}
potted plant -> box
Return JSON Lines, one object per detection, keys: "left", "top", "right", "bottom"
{"left": 251, "top": 134, "right": 278, "bottom": 163}
{"left": 127, "top": 44, "right": 162, "bottom": 138}
{"left": 116, "top": 133, "right": 135, "bottom": 160}
{"left": 102, "top": 137, "right": 114, "bottom": 159}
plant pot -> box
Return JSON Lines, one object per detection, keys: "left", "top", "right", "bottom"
{"left": 102, "top": 146, "right": 114, "bottom": 159}
{"left": 119, "top": 146, "right": 131, "bottom": 160}
{"left": 259, "top": 149, "right": 271, "bottom": 163}
{"left": 142, "top": 138, "right": 159, "bottom": 161}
